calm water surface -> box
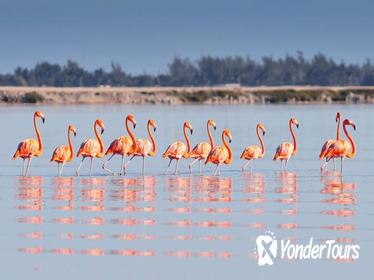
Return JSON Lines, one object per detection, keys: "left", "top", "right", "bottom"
{"left": 0, "top": 105, "right": 373, "bottom": 279}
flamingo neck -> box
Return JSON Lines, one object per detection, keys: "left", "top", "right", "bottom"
{"left": 207, "top": 122, "right": 215, "bottom": 149}
{"left": 68, "top": 129, "right": 74, "bottom": 162}
{"left": 94, "top": 122, "right": 104, "bottom": 156}
{"left": 126, "top": 118, "right": 137, "bottom": 151}
{"left": 148, "top": 122, "right": 157, "bottom": 156}
{"left": 343, "top": 124, "right": 356, "bottom": 158}
{"left": 34, "top": 115, "right": 43, "bottom": 154}
{"left": 290, "top": 121, "right": 297, "bottom": 155}
{"left": 184, "top": 125, "right": 191, "bottom": 153}
{"left": 257, "top": 126, "right": 265, "bottom": 156}
{"left": 336, "top": 116, "right": 341, "bottom": 140}
{"left": 223, "top": 133, "right": 232, "bottom": 164}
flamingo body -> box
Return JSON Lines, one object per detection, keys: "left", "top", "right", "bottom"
{"left": 319, "top": 139, "right": 335, "bottom": 159}
{"left": 13, "top": 139, "right": 41, "bottom": 159}
{"left": 51, "top": 145, "right": 72, "bottom": 163}
{"left": 240, "top": 145, "right": 263, "bottom": 160}
{"left": 190, "top": 142, "right": 211, "bottom": 159}
{"left": 206, "top": 145, "right": 229, "bottom": 164}
{"left": 163, "top": 141, "right": 187, "bottom": 160}
{"left": 273, "top": 142, "right": 294, "bottom": 161}
{"left": 134, "top": 138, "right": 152, "bottom": 156}
{"left": 105, "top": 136, "right": 134, "bottom": 156}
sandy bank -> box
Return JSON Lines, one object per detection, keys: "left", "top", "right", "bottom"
{"left": 1, "top": 86, "right": 374, "bottom": 105}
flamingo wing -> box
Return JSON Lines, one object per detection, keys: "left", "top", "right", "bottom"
{"left": 13, "top": 138, "right": 40, "bottom": 159}
{"left": 51, "top": 145, "right": 70, "bottom": 163}
{"left": 206, "top": 145, "right": 228, "bottom": 164}
{"left": 240, "top": 145, "right": 262, "bottom": 160}
{"left": 319, "top": 139, "right": 335, "bottom": 159}
{"left": 163, "top": 141, "right": 186, "bottom": 159}
{"left": 77, "top": 138, "right": 101, "bottom": 157}
{"left": 134, "top": 138, "right": 152, "bottom": 156}
{"left": 190, "top": 141, "right": 211, "bottom": 159}
{"left": 273, "top": 142, "right": 294, "bottom": 161}
{"left": 325, "top": 140, "right": 350, "bottom": 159}
{"left": 105, "top": 136, "right": 133, "bottom": 156}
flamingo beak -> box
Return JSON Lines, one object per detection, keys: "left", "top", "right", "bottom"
{"left": 42, "top": 117, "right": 45, "bottom": 123}
{"left": 229, "top": 139, "right": 232, "bottom": 143}
{"left": 214, "top": 125, "right": 217, "bottom": 130}
{"left": 263, "top": 131, "right": 266, "bottom": 136}
{"left": 101, "top": 128, "right": 104, "bottom": 135}
{"left": 353, "top": 124, "right": 356, "bottom": 131}
{"left": 74, "top": 131, "right": 77, "bottom": 136}
{"left": 133, "top": 123, "right": 136, "bottom": 129}
{"left": 190, "top": 129, "right": 193, "bottom": 135}
{"left": 154, "top": 127, "right": 156, "bottom": 132}
{"left": 296, "top": 123, "right": 299, "bottom": 128}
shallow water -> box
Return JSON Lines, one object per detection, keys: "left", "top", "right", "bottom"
{"left": 0, "top": 105, "right": 373, "bottom": 279}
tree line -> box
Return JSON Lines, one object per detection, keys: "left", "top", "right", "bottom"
{"left": 2, "top": 52, "right": 374, "bottom": 87}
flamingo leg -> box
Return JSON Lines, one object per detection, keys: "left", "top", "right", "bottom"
{"left": 199, "top": 160, "right": 202, "bottom": 174}
{"left": 22, "top": 159, "right": 26, "bottom": 176}
{"left": 89, "top": 157, "right": 94, "bottom": 176}
{"left": 60, "top": 162, "right": 66, "bottom": 176}
{"left": 189, "top": 158, "right": 200, "bottom": 173}
{"left": 76, "top": 157, "right": 85, "bottom": 176}
{"left": 250, "top": 160, "right": 253, "bottom": 173}
{"left": 174, "top": 159, "right": 180, "bottom": 175}
{"left": 102, "top": 154, "right": 115, "bottom": 175}
{"left": 280, "top": 160, "right": 283, "bottom": 171}
{"left": 333, "top": 158, "right": 336, "bottom": 170}
{"left": 142, "top": 156, "right": 146, "bottom": 175}
{"left": 340, "top": 157, "right": 344, "bottom": 174}
{"left": 124, "top": 155, "right": 136, "bottom": 169}
{"left": 321, "top": 160, "right": 328, "bottom": 172}
{"left": 57, "top": 163, "right": 61, "bottom": 176}
{"left": 165, "top": 159, "right": 173, "bottom": 174}
{"left": 120, "top": 155, "right": 126, "bottom": 175}
{"left": 242, "top": 160, "right": 250, "bottom": 172}
{"left": 285, "top": 159, "right": 289, "bottom": 170}
{"left": 214, "top": 163, "right": 221, "bottom": 176}
{"left": 25, "top": 157, "right": 32, "bottom": 176}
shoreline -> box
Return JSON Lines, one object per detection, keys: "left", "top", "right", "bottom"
{"left": 1, "top": 86, "right": 374, "bottom": 105}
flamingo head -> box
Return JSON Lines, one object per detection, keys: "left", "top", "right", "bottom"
{"left": 257, "top": 123, "right": 266, "bottom": 135}
{"left": 95, "top": 119, "right": 105, "bottom": 134}
{"left": 148, "top": 119, "right": 157, "bottom": 132}
{"left": 69, "top": 125, "right": 77, "bottom": 136}
{"left": 290, "top": 118, "right": 299, "bottom": 128}
{"left": 336, "top": 112, "right": 341, "bottom": 122}
{"left": 35, "top": 111, "right": 45, "bottom": 123}
{"left": 184, "top": 121, "right": 193, "bottom": 134}
{"left": 208, "top": 119, "right": 217, "bottom": 130}
{"left": 343, "top": 119, "right": 356, "bottom": 130}
{"left": 223, "top": 129, "right": 232, "bottom": 143}
{"left": 127, "top": 114, "right": 137, "bottom": 129}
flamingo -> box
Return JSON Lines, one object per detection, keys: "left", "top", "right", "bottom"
{"left": 205, "top": 128, "right": 233, "bottom": 175}
{"left": 324, "top": 119, "right": 356, "bottom": 174}
{"left": 50, "top": 125, "right": 77, "bottom": 176}
{"left": 320, "top": 112, "right": 341, "bottom": 171}
{"left": 123, "top": 119, "right": 157, "bottom": 174}
{"left": 163, "top": 121, "right": 193, "bottom": 174}
{"left": 273, "top": 118, "right": 299, "bottom": 170}
{"left": 13, "top": 111, "right": 45, "bottom": 176}
{"left": 240, "top": 123, "right": 266, "bottom": 172}
{"left": 76, "top": 119, "right": 105, "bottom": 176}
{"left": 189, "top": 119, "right": 217, "bottom": 174}
{"left": 102, "top": 114, "right": 137, "bottom": 175}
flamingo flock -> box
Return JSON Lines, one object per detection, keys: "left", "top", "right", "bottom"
{"left": 12, "top": 111, "right": 357, "bottom": 176}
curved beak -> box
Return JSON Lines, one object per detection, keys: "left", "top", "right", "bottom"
{"left": 352, "top": 124, "right": 356, "bottom": 131}
{"left": 190, "top": 129, "right": 193, "bottom": 135}
{"left": 133, "top": 123, "right": 136, "bottom": 129}
{"left": 101, "top": 128, "right": 104, "bottom": 135}
{"left": 214, "top": 125, "right": 217, "bottom": 130}
{"left": 296, "top": 123, "right": 299, "bottom": 128}
{"left": 153, "top": 127, "right": 156, "bottom": 132}
{"left": 42, "top": 117, "right": 45, "bottom": 123}
{"left": 263, "top": 131, "right": 266, "bottom": 136}
{"left": 229, "top": 139, "right": 232, "bottom": 143}
{"left": 74, "top": 131, "right": 77, "bottom": 136}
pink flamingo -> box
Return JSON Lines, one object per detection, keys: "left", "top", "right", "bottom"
{"left": 273, "top": 118, "right": 299, "bottom": 170}
{"left": 205, "top": 129, "right": 233, "bottom": 175}
{"left": 320, "top": 112, "right": 341, "bottom": 171}
{"left": 13, "top": 111, "right": 45, "bottom": 176}
{"left": 189, "top": 119, "right": 217, "bottom": 173}
{"left": 240, "top": 123, "right": 266, "bottom": 172}
{"left": 163, "top": 121, "right": 193, "bottom": 174}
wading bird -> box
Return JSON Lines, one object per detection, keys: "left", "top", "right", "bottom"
{"left": 273, "top": 118, "right": 299, "bottom": 170}
{"left": 76, "top": 119, "right": 105, "bottom": 176}
{"left": 240, "top": 123, "right": 266, "bottom": 172}
{"left": 50, "top": 125, "right": 77, "bottom": 176}
{"left": 320, "top": 112, "right": 341, "bottom": 171}
{"left": 205, "top": 128, "right": 233, "bottom": 175}
{"left": 13, "top": 111, "right": 45, "bottom": 176}
{"left": 102, "top": 114, "right": 137, "bottom": 175}
{"left": 324, "top": 119, "right": 356, "bottom": 174}
{"left": 163, "top": 121, "right": 193, "bottom": 174}
{"left": 123, "top": 119, "right": 157, "bottom": 174}
{"left": 189, "top": 119, "right": 216, "bottom": 173}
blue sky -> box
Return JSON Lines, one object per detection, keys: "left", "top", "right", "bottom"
{"left": 0, "top": 0, "right": 373, "bottom": 74}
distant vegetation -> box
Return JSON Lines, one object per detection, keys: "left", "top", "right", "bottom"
{"left": 2, "top": 52, "right": 374, "bottom": 87}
